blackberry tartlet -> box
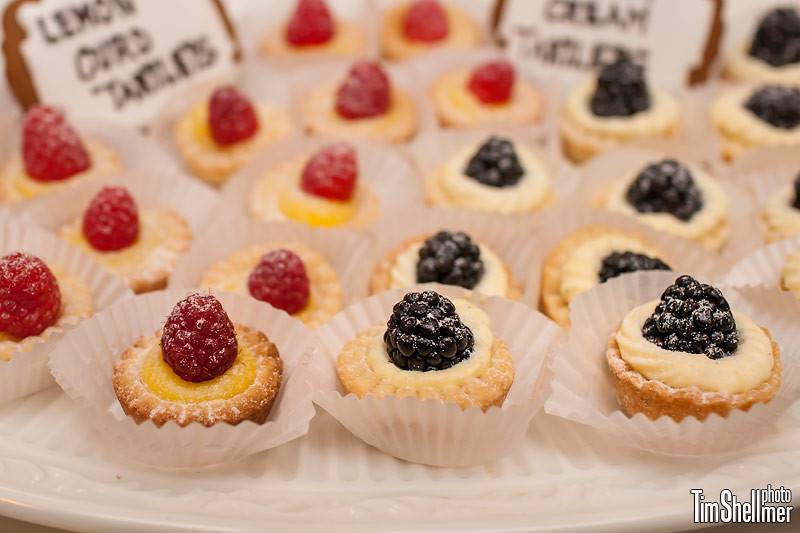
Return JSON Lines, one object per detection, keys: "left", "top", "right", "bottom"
{"left": 606, "top": 275, "right": 781, "bottom": 421}
{"left": 540, "top": 226, "right": 671, "bottom": 326}
{"left": 369, "top": 230, "right": 521, "bottom": 297}
{"left": 335, "top": 290, "right": 514, "bottom": 410}
{"left": 596, "top": 159, "right": 730, "bottom": 250}
{"left": 426, "top": 135, "right": 552, "bottom": 214}
{"left": 725, "top": 7, "right": 800, "bottom": 84}
{"left": 762, "top": 171, "right": 800, "bottom": 242}
{"left": 559, "top": 56, "right": 679, "bottom": 163}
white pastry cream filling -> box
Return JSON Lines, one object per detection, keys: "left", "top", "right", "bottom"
{"left": 389, "top": 240, "right": 509, "bottom": 296}
{"left": 616, "top": 300, "right": 774, "bottom": 394}
{"left": 602, "top": 164, "right": 728, "bottom": 243}
{"left": 559, "top": 234, "right": 664, "bottom": 304}
{"left": 563, "top": 80, "right": 679, "bottom": 140}
{"left": 726, "top": 44, "right": 800, "bottom": 85}
{"left": 710, "top": 85, "right": 800, "bottom": 148}
{"left": 764, "top": 184, "right": 800, "bottom": 237}
{"left": 781, "top": 250, "right": 800, "bottom": 297}
{"left": 365, "top": 298, "right": 493, "bottom": 389}
{"left": 436, "top": 141, "right": 551, "bottom": 214}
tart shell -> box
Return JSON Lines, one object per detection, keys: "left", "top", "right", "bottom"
{"left": 380, "top": 3, "right": 481, "bottom": 61}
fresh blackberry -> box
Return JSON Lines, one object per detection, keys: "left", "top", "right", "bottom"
{"left": 416, "top": 231, "right": 484, "bottom": 290}
{"left": 597, "top": 251, "right": 671, "bottom": 283}
{"left": 745, "top": 85, "right": 800, "bottom": 129}
{"left": 463, "top": 136, "right": 525, "bottom": 188}
{"left": 793, "top": 172, "right": 800, "bottom": 209}
{"left": 749, "top": 8, "right": 800, "bottom": 67}
{"left": 590, "top": 55, "right": 650, "bottom": 117}
{"left": 642, "top": 275, "right": 738, "bottom": 360}
{"left": 625, "top": 159, "right": 704, "bottom": 221}
{"left": 384, "top": 290, "right": 474, "bottom": 371}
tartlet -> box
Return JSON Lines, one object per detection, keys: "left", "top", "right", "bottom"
{"left": 607, "top": 275, "right": 780, "bottom": 421}
{"left": 725, "top": 7, "right": 800, "bottom": 84}
{"left": 113, "top": 294, "right": 282, "bottom": 427}
{"left": 762, "top": 172, "right": 800, "bottom": 242}
{"left": 336, "top": 290, "right": 513, "bottom": 410}
{"left": 559, "top": 56, "right": 679, "bottom": 164}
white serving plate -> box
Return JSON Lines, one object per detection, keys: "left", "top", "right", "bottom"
{"left": 0, "top": 387, "right": 797, "bottom": 532}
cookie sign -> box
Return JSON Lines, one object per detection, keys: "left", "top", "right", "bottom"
{"left": 2, "top": 0, "right": 240, "bottom": 126}
{"left": 495, "top": 0, "right": 722, "bottom": 87}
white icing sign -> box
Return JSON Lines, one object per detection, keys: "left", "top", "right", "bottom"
{"left": 497, "top": 0, "right": 719, "bottom": 88}
{"left": 3, "top": 0, "right": 240, "bottom": 126}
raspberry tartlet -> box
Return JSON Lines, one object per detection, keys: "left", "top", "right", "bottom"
{"left": 725, "top": 7, "right": 800, "bottom": 85}
{"left": 425, "top": 135, "right": 552, "bottom": 214}
{"left": 113, "top": 293, "right": 283, "bottom": 427}
{"left": 559, "top": 56, "right": 680, "bottom": 164}
{"left": 369, "top": 230, "right": 521, "bottom": 298}
{"left": 431, "top": 59, "right": 544, "bottom": 128}
{"left": 540, "top": 226, "right": 672, "bottom": 327}
{"left": 607, "top": 275, "right": 781, "bottom": 421}
{"left": 250, "top": 142, "right": 379, "bottom": 228}
{"left": 0, "top": 252, "right": 92, "bottom": 360}
{"left": 0, "top": 106, "right": 120, "bottom": 203}
{"left": 173, "top": 86, "right": 292, "bottom": 186}
{"left": 200, "top": 243, "right": 344, "bottom": 328}
{"left": 762, "top": 170, "right": 800, "bottom": 242}
{"left": 302, "top": 62, "right": 417, "bottom": 143}
{"left": 336, "top": 290, "right": 513, "bottom": 410}
{"left": 260, "top": 0, "right": 365, "bottom": 59}
{"left": 380, "top": 0, "right": 481, "bottom": 61}
{"left": 594, "top": 159, "right": 730, "bottom": 251}
{"left": 59, "top": 186, "right": 192, "bottom": 293}
{"left": 710, "top": 84, "right": 800, "bottom": 161}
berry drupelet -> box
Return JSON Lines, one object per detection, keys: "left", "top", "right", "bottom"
{"left": 597, "top": 251, "right": 671, "bottom": 283}
{"left": 749, "top": 8, "right": 800, "bottom": 67}
{"left": 625, "top": 159, "right": 704, "bottom": 221}
{"left": 642, "top": 275, "right": 738, "bottom": 360}
{"left": 745, "top": 85, "right": 800, "bottom": 129}
{"left": 464, "top": 136, "right": 525, "bottom": 188}
{"left": 416, "top": 231, "right": 484, "bottom": 290}
{"left": 384, "top": 290, "right": 474, "bottom": 371}
{"left": 590, "top": 55, "right": 651, "bottom": 117}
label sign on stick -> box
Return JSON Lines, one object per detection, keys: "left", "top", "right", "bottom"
{"left": 494, "top": 0, "right": 722, "bottom": 88}
{"left": 2, "top": 0, "right": 241, "bottom": 126}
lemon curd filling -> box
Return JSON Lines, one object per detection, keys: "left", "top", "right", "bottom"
{"left": 278, "top": 183, "right": 358, "bottom": 227}
{"left": 141, "top": 343, "right": 257, "bottom": 403}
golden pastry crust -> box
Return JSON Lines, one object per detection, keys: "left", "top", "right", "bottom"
{"left": 174, "top": 103, "right": 292, "bottom": 186}
{"left": 606, "top": 330, "right": 781, "bottom": 422}
{"left": 303, "top": 81, "right": 418, "bottom": 143}
{"left": 368, "top": 235, "right": 522, "bottom": 298}
{"left": 380, "top": 2, "right": 482, "bottom": 61}
{"left": 0, "top": 267, "right": 93, "bottom": 361}
{"left": 113, "top": 325, "right": 282, "bottom": 427}
{"left": 199, "top": 241, "right": 344, "bottom": 328}
{"left": 60, "top": 210, "right": 192, "bottom": 294}
{"left": 336, "top": 324, "right": 513, "bottom": 410}
{"left": 0, "top": 140, "right": 121, "bottom": 203}
{"left": 260, "top": 20, "right": 365, "bottom": 58}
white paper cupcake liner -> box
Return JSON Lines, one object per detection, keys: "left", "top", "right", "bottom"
{"left": 545, "top": 270, "right": 800, "bottom": 456}
{"left": 310, "top": 283, "right": 562, "bottom": 466}
{"left": 48, "top": 288, "right": 317, "bottom": 468}
{"left": 725, "top": 236, "right": 800, "bottom": 290}
{"left": 0, "top": 215, "right": 132, "bottom": 405}
{"left": 170, "top": 214, "right": 375, "bottom": 304}
{"left": 220, "top": 135, "right": 424, "bottom": 227}
{"left": 523, "top": 207, "right": 725, "bottom": 311}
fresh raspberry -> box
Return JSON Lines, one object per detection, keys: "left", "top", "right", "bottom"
{"left": 403, "top": 0, "right": 449, "bottom": 43}
{"left": 0, "top": 252, "right": 61, "bottom": 339}
{"left": 81, "top": 186, "right": 140, "bottom": 252}
{"left": 208, "top": 86, "right": 259, "bottom": 146}
{"left": 248, "top": 250, "right": 310, "bottom": 315}
{"left": 335, "top": 62, "right": 391, "bottom": 120}
{"left": 22, "top": 105, "right": 90, "bottom": 182}
{"left": 467, "top": 60, "right": 515, "bottom": 104}
{"left": 161, "top": 294, "right": 238, "bottom": 383}
{"left": 286, "top": 0, "right": 334, "bottom": 46}
{"left": 300, "top": 143, "right": 357, "bottom": 201}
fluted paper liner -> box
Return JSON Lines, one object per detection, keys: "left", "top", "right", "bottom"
{"left": 310, "top": 283, "right": 563, "bottom": 467}
{"left": 725, "top": 237, "right": 800, "bottom": 290}
{"left": 545, "top": 271, "right": 800, "bottom": 456}
{"left": 170, "top": 215, "right": 375, "bottom": 304}
{"left": 48, "top": 289, "right": 317, "bottom": 468}
{"left": 0, "top": 216, "right": 131, "bottom": 404}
